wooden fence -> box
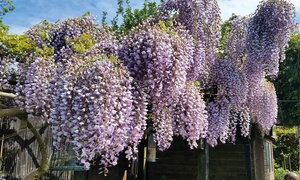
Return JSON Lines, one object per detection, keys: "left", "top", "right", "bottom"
{"left": 1, "top": 117, "right": 52, "bottom": 179}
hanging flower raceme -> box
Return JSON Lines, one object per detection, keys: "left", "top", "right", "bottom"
{"left": 50, "top": 53, "right": 84, "bottom": 149}
{"left": 246, "top": 0, "right": 295, "bottom": 78}
{"left": 19, "top": 58, "right": 56, "bottom": 123}
{"left": 172, "top": 83, "right": 208, "bottom": 149}
{"left": 226, "top": 17, "right": 249, "bottom": 66}
{"left": 0, "top": 57, "right": 10, "bottom": 89}
{"left": 50, "top": 58, "right": 147, "bottom": 171}
{"left": 244, "top": 0, "right": 295, "bottom": 132}
{"left": 206, "top": 56, "right": 249, "bottom": 146}
{"left": 206, "top": 96, "right": 230, "bottom": 147}
{"left": 249, "top": 80, "right": 278, "bottom": 132}
{"left": 160, "top": 0, "right": 221, "bottom": 82}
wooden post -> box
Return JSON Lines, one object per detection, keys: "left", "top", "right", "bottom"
{"left": 245, "top": 143, "right": 252, "bottom": 180}
{"left": 147, "top": 133, "right": 156, "bottom": 162}
{"left": 0, "top": 134, "right": 4, "bottom": 172}
{"left": 283, "top": 155, "right": 286, "bottom": 170}
{"left": 0, "top": 134, "right": 3, "bottom": 158}
{"left": 289, "top": 155, "right": 292, "bottom": 171}
{"left": 122, "top": 170, "right": 127, "bottom": 180}
{"left": 197, "top": 139, "right": 206, "bottom": 180}
{"left": 205, "top": 141, "right": 209, "bottom": 180}
{"left": 297, "top": 126, "right": 300, "bottom": 171}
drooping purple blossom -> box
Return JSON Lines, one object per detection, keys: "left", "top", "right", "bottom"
{"left": 173, "top": 83, "right": 208, "bottom": 149}
{"left": 160, "top": 0, "right": 221, "bottom": 83}
{"left": 0, "top": 57, "right": 9, "bottom": 89}
{"left": 28, "top": 59, "right": 54, "bottom": 121}
{"left": 50, "top": 57, "right": 147, "bottom": 171}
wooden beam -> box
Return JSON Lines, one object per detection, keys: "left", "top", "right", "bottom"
{"left": 0, "top": 108, "right": 26, "bottom": 117}
{"left": 0, "top": 92, "right": 16, "bottom": 99}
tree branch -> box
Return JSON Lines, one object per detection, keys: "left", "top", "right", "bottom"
{"left": 21, "top": 117, "right": 50, "bottom": 180}
{"left": 0, "top": 91, "right": 16, "bottom": 99}
{"left": 0, "top": 108, "right": 26, "bottom": 117}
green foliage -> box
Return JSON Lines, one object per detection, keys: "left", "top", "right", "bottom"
{"left": 274, "top": 34, "right": 300, "bottom": 126}
{"left": 273, "top": 126, "right": 300, "bottom": 171}
{"left": 109, "top": 0, "right": 163, "bottom": 38}
{"left": 0, "top": 0, "right": 14, "bottom": 16}
{"left": 0, "top": 26, "right": 55, "bottom": 63}
{"left": 66, "top": 33, "right": 95, "bottom": 54}
{"left": 218, "top": 13, "right": 238, "bottom": 57}
{"left": 275, "top": 167, "right": 290, "bottom": 180}
{"left": 0, "top": 30, "right": 34, "bottom": 60}
{"left": 0, "top": 0, "right": 15, "bottom": 31}
{"left": 274, "top": 168, "right": 300, "bottom": 180}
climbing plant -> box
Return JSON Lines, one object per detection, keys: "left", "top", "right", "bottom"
{"left": 0, "top": 0, "right": 296, "bottom": 176}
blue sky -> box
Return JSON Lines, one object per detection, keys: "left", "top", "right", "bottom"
{"left": 2, "top": 0, "right": 300, "bottom": 35}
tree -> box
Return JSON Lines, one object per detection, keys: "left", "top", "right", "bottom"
{"left": 0, "top": 0, "right": 296, "bottom": 178}
{"left": 274, "top": 33, "right": 300, "bottom": 126}
{"left": 218, "top": 13, "right": 238, "bottom": 57}
{"left": 0, "top": 0, "right": 14, "bottom": 16}
{"left": 0, "top": 0, "right": 15, "bottom": 30}
{"left": 273, "top": 126, "right": 299, "bottom": 171}
{"left": 109, "top": 0, "right": 163, "bottom": 38}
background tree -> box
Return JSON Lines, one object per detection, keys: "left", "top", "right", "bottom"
{"left": 108, "top": 0, "right": 163, "bottom": 38}
{"left": 274, "top": 33, "right": 300, "bottom": 126}
{"left": 0, "top": 0, "right": 15, "bottom": 30}
{"left": 0, "top": 0, "right": 14, "bottom": 16}
{"left": 218, "top": 13, "right": 238, "bottom": 57}
{"left": 273, "top": 126, "right": 299, "bottom": 171}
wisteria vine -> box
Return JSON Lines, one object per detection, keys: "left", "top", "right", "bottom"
{"left": 0, "top": 0, "right": 296, "bottom": 173}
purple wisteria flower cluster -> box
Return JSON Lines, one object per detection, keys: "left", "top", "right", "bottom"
{"left": 206, "top": 57, "right": 249, "bottom": 146}
{"left": 26, "top": 16, "right": 119, "bottom": 61}
{"left": 16, "top": 17, "right": 146, "bottom": 171}
{"left": 160, "top": 0, "right": 221, "bottom": 82}
{"left": 173, "top": 83, "right": 208, "bottom": 149}
{"left": 119, "top": 20, "right": 208, "bottom": 150}
{"left": 0, "top": 57, "right": 9, "bottom": 89}
{"left": 247, "top": 0, "right": 295, "bottom": 77}
{"left": 22, "top": 58, "right": 55, "bottom": 122}
{"left": 50, "top": 58, "right": 146, "bottom": 171}
{"left": 244, "top": 0, "right": 295, "bottom": 132}
{"left": 206, "top": 0, "right": 294, "bottom": 145}
{"left": 249, "top": 80, "right": 278, "bottom": 131}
